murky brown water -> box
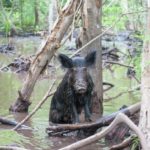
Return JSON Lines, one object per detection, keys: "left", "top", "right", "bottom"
{"left": 0, "top": 35, "right": 140, "bottom": 150}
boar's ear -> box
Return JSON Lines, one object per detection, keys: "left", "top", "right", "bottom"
{"left": 85, "top": 51, "right": 96, "bottom": 67}
{"left": 58, "top": 54, "right": 73, "bottom": 68}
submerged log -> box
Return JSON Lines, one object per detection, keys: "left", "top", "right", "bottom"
{"left": 0, "top": 117, "right": 18, "bottom": 126}
{"left": 46, "top": 102, "right": 140, "bottom": 136}
{"left": 0, "top": 117, "right": 30, "bottom": 129}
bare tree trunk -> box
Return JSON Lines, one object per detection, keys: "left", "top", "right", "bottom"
{"left": 139, "top": 0, "right": 150, "bottom": 149}
{"left": 48, "top": 0, "right": 58, "bottom": 33}
{"left": 77, "top": 0, "right": 103, "bottom": 115}
{"left": 34, "top": 0, "right": 39, "bottom": 27}
{"left": 9, "top": 0, "right": 80, "bottom": 112}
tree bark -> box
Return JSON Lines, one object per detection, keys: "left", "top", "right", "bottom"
{"left": 139, "top": 0, "right": 150, "bottom": 149}
{"left": 9, "top": 0, "right": 80, "bottom": 112}
{"left": 77, "top": 0, "right": 103, "bottom": 115}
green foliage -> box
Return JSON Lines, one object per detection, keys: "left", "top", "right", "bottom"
{"left": 103, "top": 4, "right": 128, "bottom": 30}
{"left": 3, "top": 20, "right": 11, "bottom": 35}
{"left": 0, "top": 0, "right": 49, "bottom": 33}
{"left": 102, "top": 0, "right": 145, "bottom": 31}
{"left": 0, "top": 0, "right": 146, "bottom": 34}
{"left": 2, "top": 0, "right": 12, "bottom": 8}
{"left": 131, "top": 136, "right": 140, "bottom": 150}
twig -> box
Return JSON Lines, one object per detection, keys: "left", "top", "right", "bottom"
{"left": 133, "top": 76, "right": 141, "bottom": 84}
{"left": 61, "top": 0, "right": 83, "bottom": 46}
{"left": 13, "top": 80, "right": 56, "bottom": 130}
{"left": 70, "top": 9, "right": 147, "bottom": 58}
{"left": 103, "top": 82, "right": 114, "bottom": 92}
{"left": 104, "top": 85, "right": 140, "bottom": 101}
{"left": 105, "top": 60, "right": 134, "bottom": 68}
{"left": 104, "top": 0, "right": 117, "bottom": 10}
{"left": 59, "top": 113, "right": 147, "bottom": 150}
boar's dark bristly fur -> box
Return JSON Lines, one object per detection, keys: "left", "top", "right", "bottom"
{"left": 49, "top": 51, "right": 96, "bottom": 124}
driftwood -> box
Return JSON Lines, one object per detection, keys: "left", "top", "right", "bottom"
{"left": 59, "top": 112, "right": 147, "bottom": 150}
{"left": 46, "top": 102, "right": 140, "bottom": 136}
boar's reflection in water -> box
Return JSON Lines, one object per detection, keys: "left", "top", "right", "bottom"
{"left": 49, "top": 51, "right": 96, "bottom": 123}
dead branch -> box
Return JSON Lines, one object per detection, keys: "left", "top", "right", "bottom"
{"left": 103, "top": 82, "right": 114, "bottom": 92}
{"left": 61, "top": 0, "right": 83, "bottom": 46}
{"left": 46, "top": 102, "right": 140, "bottom": 136}
{"left": 105, "top": 60, "right": 134, "bottom": 68}
{"left": 59, "top": 113, "right": 147, "bottom": 150}
{"left": 110, "top": 136, "right": 132, "bottom": 150}
{"left": 70, "top": 9, "right": 147, "bottom": 58}
{"left": 0, "top": 146, "right": 29, "bottom": 150}
{"left": 13, "top": 80, "right": 56, "bottom": 130}
{"left": 104, "top": 85, "right": 140, "bottom": 101}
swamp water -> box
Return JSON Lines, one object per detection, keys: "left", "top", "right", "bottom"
{"left": 0, "top": 35, "right": 140, "bottom": 150}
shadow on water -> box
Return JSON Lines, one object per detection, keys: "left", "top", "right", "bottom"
{"left": 0, "top": 35, "right": 140, "bottom": 149}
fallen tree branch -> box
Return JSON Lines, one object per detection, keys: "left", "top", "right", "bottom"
{"left": 13, "top": 80, "right": 56, "bottom": 130}
{"left": 0, "top": 117, "right": 30, "bottom": 129}
{"left": 0, "top": 146, "right": 29, "bottom": 150}
{"left": 59, "top": 112, "right": 147, "bottom": 150}
{"left": 46, "top": 102, "right": 140, "bottom": 135}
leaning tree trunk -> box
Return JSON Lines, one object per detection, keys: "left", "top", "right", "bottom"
{"left": 9, "top": 0, "right": 80, "bottom": 112}
{"left": 77, "top": 0, "right": 103, "bottom": 115}
{"left": 139, "top": 0, "right": 150, "bottom": 148}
